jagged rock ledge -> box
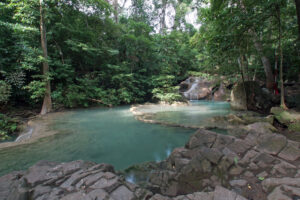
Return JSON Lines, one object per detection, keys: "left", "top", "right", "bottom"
{"left": 2, "top": 122, "right": 300, "bottom": 199}
{"left": 0, "top": 160, "right": 247, "bottom": 200}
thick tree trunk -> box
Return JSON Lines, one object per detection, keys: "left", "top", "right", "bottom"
{"left": 295, "top": 0, "right": 300, "bottom": 39}
{"left": 277, "top": 6, "right": 288, "bottom": 109}
{"left": 248, "top": 30, "right": 275, "bottom": 90}
{"left": 40, "top": 0, "right": 52, "bottom": 115}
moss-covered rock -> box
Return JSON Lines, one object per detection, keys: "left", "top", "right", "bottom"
{"left": 271, "top": 107, "right": 300, "bottom": 132}
{"left": 288, "top": 123, "right": 300, "bottom": 132}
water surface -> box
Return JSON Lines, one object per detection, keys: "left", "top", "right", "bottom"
{"left": 0, "top": 106, "right": 194, "bottom": 176}
{"left": 0, "top": 102, "right": 230, "bottom": 176}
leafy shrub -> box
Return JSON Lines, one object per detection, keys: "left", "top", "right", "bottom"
{"left": 151, "top": 75, "right": 184, "bottom": 103}
{"left": 23, "top": 80, "right": 46, "bottom": 103}
{"left": 0, "top": 114, "right": 18, "bottom": 141}
{"left": 0, "top": 80, "right": 11, "bottom": 105}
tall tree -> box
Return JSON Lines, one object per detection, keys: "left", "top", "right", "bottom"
{"left": 239, "top": 0, "right": 274, "bottom": 90}
{"left": 276, "top": 4, "right": 288, "bottom": 109}
{"left": 39, "top": 0, "right": 52, "bottom": 115}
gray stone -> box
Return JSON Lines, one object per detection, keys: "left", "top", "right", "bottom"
{"left": 229, "top": 179, "right": 247, "bottom": 187}
{"left": 24, "top": 161, "right": 57, "bottom": 187}
{"left": 187, "top": 192, "right": 214, "bottom": 200}
{"left": 256, "top": 171, "right": 268, "bottom": 178}
{"left": 90, "top": 177, "right": 120, "bottom": 192}
{"left": 213, "top": 186, "right": 237, "bottom": 200}
{"left": 200, "top": 147, "right": 223, "bottom": 164}
{"left": 60, "top": 170, "right": 93, "bottom": 190}
{"left": 149, "top": 194, "right": 171, "bottom": 200}
{"left": 174, "top": 158, "right": 190, "bottom": 170}
{"left": 272, "top": 159, "right": 297, "bottom": 176}
{"left": 262, "top": 177, "right": 300, "bottom": 191}
{"left": 60, "top": 191, "right": 90, "bottom": 200}
{"left": 236, "top": 195, "right": 248, "bottom": 200}
{"left": 51, "top": 160, "right": 91, "bottom": 175}
{"left": 258, "top": 134, "right": 287, "bottom": 155}
{"left": 75, "top": 172, "right": 105, "bottom": 189}
{"left": 87, "top": 189, "right": 109, "bottom": 200}
{"left": 188, "top": 129, "right": 217, "bottom": 149}
{"left": 248, "top": 162, "right": 259, "bottom": 170}
{"left": 7, "top": 187, "right": 29, "bottom": 200}
{"left": 243, "top": 171, "right": 254, "bottom": 177}
{"left": 213, "top": 135, "right": 235, "bottom": 149}
{"left": 239, "top": 150, "right": 259, "bottom": 164}
{"left": 278, "top": 145, "right": 300, "bottom": 161}
{"left": 253, "top": 152, "right": 276, "bottom": 165}
{"left": 281, "top": 185, "right": 300, "bottom": 197}
{"left": 229, "top": 166, "right": 243, "bottom": 175}
{"left": 227, "top": 139, "right": 251, "bottom": 155}
{"left": 32, "top": 185, "right": 52, "bottom": 199}
{"left": 267, "top": 186, "right": 292, "bottom": 200}
{"left": 110, "top": 185, "right": 134, "bottom": 200}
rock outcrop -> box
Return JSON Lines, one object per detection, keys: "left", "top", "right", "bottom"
{"left": 145, "top": 122, "right": 300, "bottom": 199}
{"left": 230, "top": 81, "right": 277, "bottom": 113}
{"left": 179, "top": 77, "right": 215, "bottom": 100}
{"left": 271, "top": 107, "right": 300, "bottom": 132}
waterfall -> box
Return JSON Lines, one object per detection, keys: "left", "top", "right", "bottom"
{"left": 183, "top": 79, "right": 200, "bottom": 100}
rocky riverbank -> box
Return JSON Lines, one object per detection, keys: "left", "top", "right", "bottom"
{"left": 1, "top": 122, "right": 300, "bottom": 200}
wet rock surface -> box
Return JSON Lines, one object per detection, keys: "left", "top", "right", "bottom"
{"left": 1, "top": 122, "right": 300, "bottom": 200}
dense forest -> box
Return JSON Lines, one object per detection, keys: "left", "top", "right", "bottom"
{"left": 0, "top": 0, "right": 299, "bottom": 140}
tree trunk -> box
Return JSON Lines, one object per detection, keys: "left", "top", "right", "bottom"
{"left": 40, "top": 0, "right": 52, "bottom": 115}
{"left": 277, "top": 6, "right": 288, "bottom": 109}
{"left": 295, "top": 0, "right": 300, "bottom": 39}
{"left": 239, "top": 0, "right": 274, "bottom": 90}
{"left": 248, "top": 29, "right": 275, "bottom": 90}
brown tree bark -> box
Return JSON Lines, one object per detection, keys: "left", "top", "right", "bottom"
{"left": 276, "top": 6, "right": 288, "bottom": 109}
{"left": 40, "top": 0, "right": 52, "bottom": 115}
{"left": 249, "top": 29, "right": 275, "bottom": 89}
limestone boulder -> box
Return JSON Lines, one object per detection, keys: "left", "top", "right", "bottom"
{"left": 230, "top": 81, "right": 275, "bottom": 113}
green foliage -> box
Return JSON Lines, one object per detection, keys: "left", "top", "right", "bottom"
{"left": 1, "top": 0, "right": 297, "bottom": 111}
{"left": 0, "top": 113, "right": 18, "bottom": 141}
{"left": 152, "top": 75, "right": 184, "bottom": 103}
{"left": 23, "top": 80, "right": 46, "bottom": 103}
{"left": 0, "top": 81, "right": 11, "bottom": 104}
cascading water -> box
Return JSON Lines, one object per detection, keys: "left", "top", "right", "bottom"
{"left": 183, "top": 78, "right": 200, "bottom": 100}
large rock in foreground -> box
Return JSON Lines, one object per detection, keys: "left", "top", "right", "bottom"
{"left": 0, "top": 161, "right": 152, "bottom": 200}
{"left": 230, "top": 81, "right": 277, "bottom": 113}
